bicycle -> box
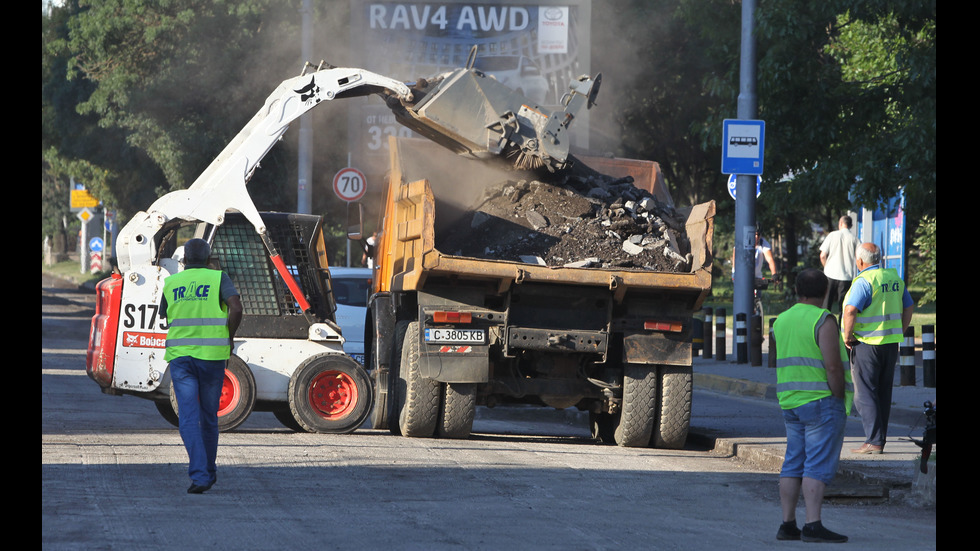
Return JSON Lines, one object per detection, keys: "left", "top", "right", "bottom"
{"left": 753, "top": 278, "right": 769, "bottom": 318}
{"left": 753, "top": 275, "right": 781, "bottom": 318}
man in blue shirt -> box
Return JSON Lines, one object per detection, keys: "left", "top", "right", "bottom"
{"left": 841, "top": 243, "right": 914, "bottom": 454}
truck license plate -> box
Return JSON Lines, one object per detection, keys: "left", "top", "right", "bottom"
{"left": 424, "top": 328, "right": 485, "bottom": 344}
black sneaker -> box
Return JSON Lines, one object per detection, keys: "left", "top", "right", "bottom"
{"left": 777, "top": 521, "right": 801, "bottom": 540}
{"left": 802, "top": 520, "right": 848, "bottom": 543}
{"left": 187, "top": 483, "right": 210, "bottom": 494}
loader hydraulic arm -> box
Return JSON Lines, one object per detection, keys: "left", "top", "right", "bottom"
{"left": 115, "top": 64, "right": 412, "bottom": 317}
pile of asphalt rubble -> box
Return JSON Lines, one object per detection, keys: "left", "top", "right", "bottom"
{"left": 437, "top": 164, "right": 693, "bottom": 272}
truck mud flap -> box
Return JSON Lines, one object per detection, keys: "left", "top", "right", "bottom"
{"left": 419, "top": 346, "right": 489, "bottom": 384}
{"left": 623, "top": 330, "right": 691, "bottom": 366}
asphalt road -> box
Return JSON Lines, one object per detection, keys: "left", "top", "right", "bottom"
{"left": 42, "top": 276, "right": 936, "bottom": 550}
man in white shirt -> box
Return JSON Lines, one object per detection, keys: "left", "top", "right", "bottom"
{"left": 819, "top": 216, "right": 860, "bottom": 315}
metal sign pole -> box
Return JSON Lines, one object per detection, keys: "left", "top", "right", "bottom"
{"left": 297, "top": 0, "right": 313, "bottom": 214}
{"left": 733, "top": 0, "right": 758, "bottom": 340}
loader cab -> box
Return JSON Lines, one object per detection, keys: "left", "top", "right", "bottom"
{"left": 202, "top": 212, "right": 339, "bottom": 339}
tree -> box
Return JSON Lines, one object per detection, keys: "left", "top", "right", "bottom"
{"left": 43, "top": 0, "right": 158, "bottom": 247}
{"left": 53, "top": 1, "right": 295, "bottom": 207}
{"left": 44, "top": 0, "right": 360, "bottom": 263}
{"left": 677, "top": 0, "right": 934, "bottom": 271}
{"left": 909, "top": 215, "right": 935, "bottom": 305}
{"left": 703, "top": 1, "right": 933, "bottom": 212}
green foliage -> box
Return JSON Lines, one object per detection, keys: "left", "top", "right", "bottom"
{"left": 725, "top": 2, "right": 930, "bottom": 213}
{"left": 668, "top": 0, "right": 934, "bottom": 277}
{"left": 59, "top": 0, "right": 292, "bottom": 192}
{"left": 42, "top": 0, "right": 363, "bottom": 240}
{"left": 909, "top": 215, "right": 936, "bottom": 305}
{"left": 42, "top": 147, "right": 115, "bottom": 241}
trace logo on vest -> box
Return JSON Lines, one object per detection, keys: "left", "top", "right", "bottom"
{"left": 171, "top": 281, "right": 213, "bottom": 303}
{"left": 877, "top": 281, "right": 904, "bottom": 294}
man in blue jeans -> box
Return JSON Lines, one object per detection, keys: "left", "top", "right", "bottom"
{"left": 773, "top": 269, "right": 853, "bottom": 543}
{"left": 161, "top": 238, "right": 243, "bottom": 494}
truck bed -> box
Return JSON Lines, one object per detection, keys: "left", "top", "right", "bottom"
{"left": 376, "top": 137, "right": 715, "bottom": 307}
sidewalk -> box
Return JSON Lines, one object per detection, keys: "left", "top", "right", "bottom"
{"left": 691, "top": 334, "right": 937, "bottom": 506}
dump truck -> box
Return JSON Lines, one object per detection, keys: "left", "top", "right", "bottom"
{"left": 364, "top": 136, "right": 715, "bottom": 448}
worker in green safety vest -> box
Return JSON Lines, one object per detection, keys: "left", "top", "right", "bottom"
{"left": 161, "top": 238, "right": 243, "bottom": 494}
{"left": 841, "top": 242, "right": 914, "bottom": 455}
{"left": 772, "top": 268, "right": 852, "bottom": 543}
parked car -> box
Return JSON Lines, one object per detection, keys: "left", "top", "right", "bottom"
{"left": 473, "top": 54, "right": 550, "bottom": 105}
{"left": 329, "top": 267, "right": 372, "bottom": 365}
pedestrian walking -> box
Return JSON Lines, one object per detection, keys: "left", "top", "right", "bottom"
{"left": 773, "top": 268, "right": 853, "bottom": 543}
{"left": 841, "top": 243, "right": 914, "bottom": 454}
{"left": 161, "top": 238, "right": 243, "bottom": 494}
{"left": 819, "top": 215, "right": 860, "bottom": 315}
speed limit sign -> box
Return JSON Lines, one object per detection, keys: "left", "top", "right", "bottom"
{"left": 333, "top": 167, "right": 367, "bottom": 202}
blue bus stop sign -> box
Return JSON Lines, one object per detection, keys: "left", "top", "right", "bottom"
{"left": 727, "top": 174, "right": 761, "bottom": 200}
{"left": 722, "top": 119, "right": 765, "bottom": 175}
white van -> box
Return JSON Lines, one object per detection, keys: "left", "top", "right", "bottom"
{"left": 329, "top": 267, "right": 372, "bottom": 365}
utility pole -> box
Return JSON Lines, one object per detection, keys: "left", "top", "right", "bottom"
{"left": 297, "top": 0, "right": 313, "bottom": 214}
{"left": 732, "top": 0, "right": 759, "bottom": 343}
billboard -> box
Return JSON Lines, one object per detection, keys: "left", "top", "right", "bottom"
{"left": 348, "top": 1, "right": 592, "bottom": 181}
{"left": 857, "top": 191, "right": 907, "bottom": 280}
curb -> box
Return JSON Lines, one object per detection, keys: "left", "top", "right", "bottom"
{"left": 476, "top": 381, "right": 936, "bottom": 507}
{"left": 693, "top": 372, "right": 776, "bottom": 400}
{"left": 692, "top": 372, "right": 929, "bottom": 429}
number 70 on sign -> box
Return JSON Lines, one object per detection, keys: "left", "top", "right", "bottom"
{"left": 333, "top": 167, "right": 367, "bottom": 202}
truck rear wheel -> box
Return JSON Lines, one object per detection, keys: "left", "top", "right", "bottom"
{"left": 168, "top": 355, "right": 256, "bottom": 432}
{"left": 614, "top": 364, "right": 658, "bottom": 447}
{"left": 385, "top": 321, "right": 409, "bottom": 435}
{"left": 397, "top": 321, "right": 440, "bottom": 437}
{"left": 650, "top": 365, "right": 692, "bottom": 449}
{"left": 287, "top": 354, "right": 372, "bottom": 434}
{"left": 438, "top": 383, "right": 476, "bottom": 438}
{"left": 369, "top": 340, "right": 390, "bottom": 431}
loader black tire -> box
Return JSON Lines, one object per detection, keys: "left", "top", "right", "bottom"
{"left": 614, "top": 363, "right": 658, "bottom": 447}
{"left": 273, "top": 408, "right": 304, "bottom": 432}
{"left": 168, "top": 354, "right": 256, "bottom": 433}
{"left": 397, "top": 321, "right": 440, "bottom": 438}
{"left": 438, "top": 382, "right": 477, "bottom": 439}
{"left": 155, "top": 398, "right": 180, "bottom": 428}
{"left": 287, "top": 354, "right": 372, "bottom": 434}
{"left": 650, "top": 365, "right": 692, "bottom": 449}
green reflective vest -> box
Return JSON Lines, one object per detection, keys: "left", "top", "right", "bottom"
{"left": 844, "top": 267, "right": 906, "bottom": 345}
{"left": 773, "top": 303, "right": 853, "bottom": 415}
{"left": 163, "top": 268, "right": 230, "bottom": 361}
